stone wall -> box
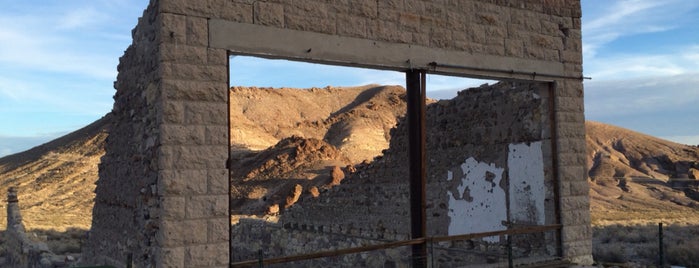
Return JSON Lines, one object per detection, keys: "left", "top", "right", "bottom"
{"left": 86, "top": 0, "right": 589, "bottom": 266}
{"left": 233, "top": 82, "right": 558, "bottom": 266}
{"left": 3, "top": 188, "right": 65, "bottom": 268}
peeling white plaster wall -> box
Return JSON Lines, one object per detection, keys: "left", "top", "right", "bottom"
{"left": 447, "top": 157, "right": 506, "bottom": 242}
{"left": 508, "top": 141, "right": 545, "bottom": 225}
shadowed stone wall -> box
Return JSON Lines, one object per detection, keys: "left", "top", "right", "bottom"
{"left": 85, "top": 0, "right": 590, "bottom": 267}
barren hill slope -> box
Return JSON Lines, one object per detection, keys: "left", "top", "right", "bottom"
{"left": 586, "top": 121, "right": 699, "bottom": 224}
{"left": 0, "top": 114, "right": 110, "bottom": 231}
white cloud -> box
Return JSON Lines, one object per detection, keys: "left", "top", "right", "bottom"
{"left": 585, "top": 72, "right": 699, "bottom": 118}
{"left": 582, "top": 0, "right": 699, "bottom": 60}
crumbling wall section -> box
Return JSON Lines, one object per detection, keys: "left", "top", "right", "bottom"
{"left": 234, "top": 82, "right": 558, "bottom": 266}
{"left": 4, "top": 188, "right": 62, "bottom": 268}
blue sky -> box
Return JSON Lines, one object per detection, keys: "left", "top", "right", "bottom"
{"left": 1, "top": 0, "right": 698, "bottom": 157}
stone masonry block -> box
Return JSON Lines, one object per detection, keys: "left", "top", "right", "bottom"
{"left": 159, "top": 169, "right": 208, "bottom": 196}
{"left": 184, "top": 101, "right": 228, "bottom": 125}
{"left": 159, "top": 145, "right": 228, "bottom": 170}
{"left": 160, "top": 43, "right": 208, "bottom": 64}
{"left": 562, "top": 239, "right": 592, "bottom": 260}
{"left": 561, "top": 50, "right": 582, "bottom": 64}
{"left": 561, "top": 209, "right": 591, "bottom": 226}
{"left": 558, "top": 152, "right": 586, "bottom": 166}
{"left": 161, "top": 124, "right": 206, "bottom": 145}
{"left": 157, "top": 247, "right": 184, "bottom": 268}
{"left": 186, "top": 195, "right": 228, "bottom": 219}
{"left": 208, "top": 169, "right": 229, "bottom": 194}
{"left": 560, "top": 196, "right": 589, "bottom": 211}
{"left": 555, "top": 96, "right": 584, "bottom": 112}
{"left": 254, "top": 2, "right": 284, "bottom": 27}
{"left": 162, "top": 196, "right": 186, "bottom": 220}
{"left": 162, "top": 79, "right": 227, "bottom": 102}
{"left": 185, "top": 243, "right": 229, "bottom": 267}
{"left": 505, "top": 38, "right": 524, "bottom": 57}
{"left": 159, "top": 13, "right": 186, "bottom": 45}
{"left": 349, "top": 0, "right": 378, "bottom": 18}
{"left": 557, "top": 122, "right": 585, "bottom": 138}
{"left": 159, "top": 219, "right": 208, "bottom": 247}
{"left": 160, "top": 0, "right": 252, "bottom": 22}
{"left": 285, "top": 14, "right": 336, "bottom": 35}
{"left": 337, "top": 14, "right": 367, "bottom": 38}
{"left": 555, "top": 111, "right": 585, "bottom": 124}
{"left": 208, "top": 217, "right": 229, "bottom": 243}
{"left": 559, "top": 165, "right": 587, "bottom": 182}
{"left": 162, "top": 98, "right": 185, "bottom": 124}
{"left": 378, "top": 0, "right": 403, "bottom": 10}
{"left": 556, "top": 80, "right": 584, "bottom": 97}
{"left": 161, "top": 62, "right": 227, "bottom": 82}
{"left": 556, "top": 137, "right": 586, "bottom": 153}
{"left": 561, "top": 224, "right": 592, "bottom": 242}
{"left": 207, "top": 48, "right": 228, "bottom": 66}
{"left": 205, "top": 125, "right": 228, "bottom": 146}
{"left": 186, "top": 16, "right": 208, "bottom": 46}
{"left": 569, "top": 180, "right": 590, "bottom": 196}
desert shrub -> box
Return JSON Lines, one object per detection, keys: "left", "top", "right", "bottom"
{"left": 666, "top": 239, "right": 699, "bottom": 268}
{"left": 593, "top": 243, "right": 627, "bottom": 263}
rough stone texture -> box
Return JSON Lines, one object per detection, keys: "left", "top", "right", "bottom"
{"left": 85, "top": 0, "right": 589, "bottom": 266}
{"left": 4, "top": 188, "right": 67, "bottom": 268}
{"left": 232, "top": 82, "right": 559, "bottom": 267}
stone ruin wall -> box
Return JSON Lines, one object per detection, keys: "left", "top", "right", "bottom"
{"left": 232, "top": 82, "right": 558, "bottom": 266}
{"left": 85, "top": 0, "right": 590, "bottom": 267}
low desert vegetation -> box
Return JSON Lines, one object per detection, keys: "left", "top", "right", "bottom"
{"left": 593, "top": 223, "right": 699, "bottom": 267}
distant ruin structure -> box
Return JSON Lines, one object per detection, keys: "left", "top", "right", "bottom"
{"left": 84, "top": 0, "right": 591, "bottom": 267}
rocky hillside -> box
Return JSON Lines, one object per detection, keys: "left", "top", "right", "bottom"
{"left": 1, "top": 85, "right": 698, "bottom": 231}
{"left": 0, "top": 115, "right": 109, "bottom": 231}
{"left": 586, "top": 121, "right": 699, "bottom": 224}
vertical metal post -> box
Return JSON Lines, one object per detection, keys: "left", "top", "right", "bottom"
{"left": 507, "top": 235, "right": 513, "bottom": 268}
{"left": 406, "top": 69, "right": 427, "bottom": 268}
{"left": 658, "top": 222, "right": 664, "bottom": 267}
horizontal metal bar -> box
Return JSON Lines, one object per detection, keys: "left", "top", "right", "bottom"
{"left": 430, "top": 224, "right": 562, "bottom": 243}
{"left": 230, "top": 224, "right": 562, "bottom": 267}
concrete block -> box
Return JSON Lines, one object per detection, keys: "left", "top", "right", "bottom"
{"left": 161, "top": 124, "right": 206, "bottom": 145}
{"left": 160, "top": 62, "right": 228, "bottom": 82}
{"left": 254, "top": 2, "right": 284, "bottom": 27}
{"left": 186, "top": 195, "right": 228, "bottom": 219}
{"left": 556, "top": 122, "right": 585, "bottom": 138}
{"left": 186, "top": 16, "right": 208, "bottom": 46}
{"left": 159, "top": 145, "right": 228, "bottom": 169}
{"left": 560, "top": 196, "right": 589, "bottom": 211}
{"left": 159, "top": 169, "right": 208, "bottom": 196}
{"left": 159, "top": 219, "right": 208, "bottom": 246}
{"left": 184, "top": 102, "right": 228, "bottom": 125}
{"left": 558, "top": 151, "right": 586, "bottom": 166}
{"left": 160, "top": 43, "right": 208, "bottom": 64}
{"left": 185, "top": 243, "right": 229, "bottom": 266}
{"left": 162, "top": 196, "right": 186, "bottom": 220}
{"left": 159, "top": 13, "right": 186, "bottom": 45}
{"left": 337, "top": 14, "right": 367, "bottom": 38}
{"left": 207, "top": 48, "right": 228, "bottom": 66}
{"left": 208, "top": 218, "right": 230, "bottom": 243}
{"left": 205, "top": 125, "right": 228, "bottom": 146}
{"left": 207, "top": 169, "right": 229, "bottom": 194}
{"left": 162, "top": 79, "right": 227, "bottom": 102}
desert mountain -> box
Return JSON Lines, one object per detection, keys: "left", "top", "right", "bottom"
{"left": 0, "top": 115, "right": 109, "bottom": 231}
{"left": 1, "top": 85, "right": 698, "bottom": 231}
{"left": 586, "top": 121, "right": 699, "bottom": 224}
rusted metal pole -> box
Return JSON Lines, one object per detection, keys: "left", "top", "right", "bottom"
{"left": 406, "top": 69, "right": 427, "bottom": 267}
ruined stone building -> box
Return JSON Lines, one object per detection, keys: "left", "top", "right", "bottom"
{"left": 82, "top": 0, "right": 591, "bottom": 267}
